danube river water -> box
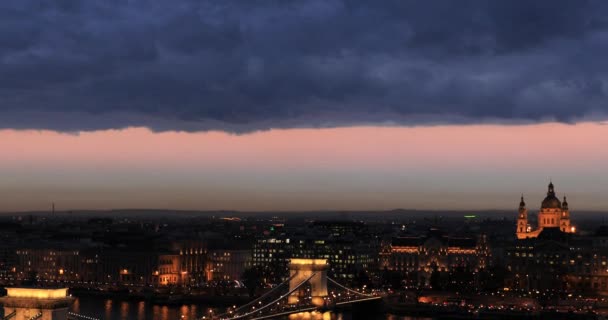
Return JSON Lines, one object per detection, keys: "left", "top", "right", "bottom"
{"left": 65, "top": 296, "right": 431, "bottom": 320}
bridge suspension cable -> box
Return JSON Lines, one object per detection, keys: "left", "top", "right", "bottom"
{"left": 216, "top": 272, "right": 317, "bottom": 320}
{"left": 67, "top": 312, "right": 101, "bottom": 320}
{"left": 214, "top": 273, "right": 299, "bottom": 319}
{"left": 2, "top": 310, "right": 16, "bottom": 320}
{"left": 327, "top": 277, "right": 374, "bottom": 297}
{"left": 27, "top": 312, "right": 42, "bottom": 320}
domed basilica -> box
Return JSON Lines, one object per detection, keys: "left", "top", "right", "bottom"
{"left": 516, "top": 181, "right": 575, "bottom": 239}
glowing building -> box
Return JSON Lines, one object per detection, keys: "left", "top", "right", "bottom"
{"left": 381, "top": 227, "right": 490, "bottom": 288}
{"left": 516, "top": 181, "right": 575, "bottom": 239}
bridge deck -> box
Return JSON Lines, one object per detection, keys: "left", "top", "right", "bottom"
{"left": 218, "top": 296, "right": 382, "bottom": 320}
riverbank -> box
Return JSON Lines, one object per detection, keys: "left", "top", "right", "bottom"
{"left": 69, "top": 287, "right": 251, "bottom": 307}
{"left": 385, "top": 300, "right": 600, "bottom": 320}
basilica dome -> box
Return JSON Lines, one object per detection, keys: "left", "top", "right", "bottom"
{"left": 541, "top": 181, "right": 562, "bottom": 209}
{"left": 541, "top": 195, "right": 562, "bottom": 209}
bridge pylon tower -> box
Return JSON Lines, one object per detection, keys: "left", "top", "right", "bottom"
{"left": 288, "top": 259, "right": 328, "bottom": 307}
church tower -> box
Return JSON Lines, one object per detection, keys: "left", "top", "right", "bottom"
{"left": 560, "top": 195, "right": 572, "bottom": 233}
{"left": 516, "top": 195, "right": 529, "bottom": 239}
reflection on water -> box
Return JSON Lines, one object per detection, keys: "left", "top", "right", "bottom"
{"left": 63, "top": 296, "right": 432, "bottom": 320}
{"left": 104, "top": 299, "right": 113, "bottom": 320}
{"left": 72, "top": 297, "right": 80, "bottom": 314}
{"left": 120, "top": 301, "right": 129, "bottom": 319}
{"left": 138, "top": 302, "right": 145, "bottom": 320}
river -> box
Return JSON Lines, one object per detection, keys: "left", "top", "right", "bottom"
{"left": 66, "top": 296, "right": 432, "bottom": 320}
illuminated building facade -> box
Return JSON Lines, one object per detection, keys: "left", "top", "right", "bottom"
{"left": 15, "top": 247, "right": 83, "bottom": 282}
{"left": 155, "top": 254, "right": 183, "bottom": 286}
{"left": 516, "top": 182, "right": 575, "bottom": 239}
{"left": 177, "top": 241, "right": 207, "bottom": 285}
{"left": 381, "top": 227, "right": 490, "bottom": 286}
{"left": 152, "top": 241, "right": 208, "bottom": 286}
{"left": 154, "top": 242, "right": 242, "bottom": 286}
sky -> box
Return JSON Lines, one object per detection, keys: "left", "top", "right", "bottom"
{"left": 2, "top": 1, "right": 608, "bottom": 212}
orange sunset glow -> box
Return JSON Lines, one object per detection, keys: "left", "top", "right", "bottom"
{"left": 1, "top": 123, "right": 607, "bottom": 212}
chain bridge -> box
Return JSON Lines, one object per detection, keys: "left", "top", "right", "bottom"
{"left": 208, "top": 259, "right": 382, "bottom": 320}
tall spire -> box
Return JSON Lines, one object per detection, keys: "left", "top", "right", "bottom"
{"left": 563, "top": 195, "right": 569, "bottom": 210}
{"left": 548, "top": 180, "right": 555, "bottom": 196}
{"left": 519, "top": 194, "right": 527, "bottom": 212}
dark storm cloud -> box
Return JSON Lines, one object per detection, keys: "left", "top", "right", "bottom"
{"left": 1, "top": 0, "right": 608, "bottom": 132}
